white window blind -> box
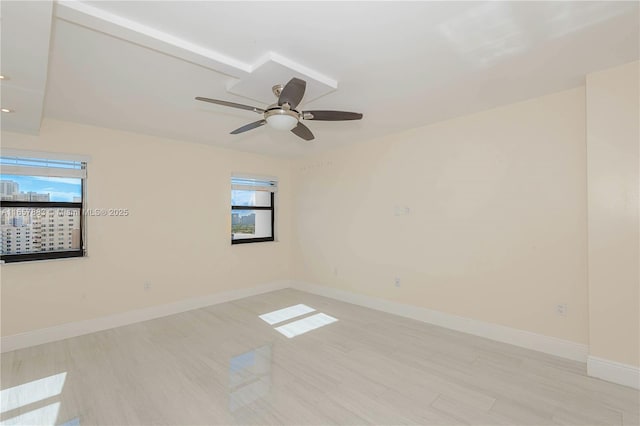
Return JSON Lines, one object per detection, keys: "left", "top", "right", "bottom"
{"left": 231, "top": 175, "right": 277, "bottom": 192}
{"left": 0, "top": 156, "right": 86, "bottom": 179}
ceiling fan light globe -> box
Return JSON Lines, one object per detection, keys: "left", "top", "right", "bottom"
{"left": 266, "top": 114, "right": 298, "bottom": 131}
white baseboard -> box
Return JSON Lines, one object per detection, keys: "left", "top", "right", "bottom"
{"left": 292, "top": 281, "right": 588, "bottom": 363}
{"left": 587, "top": 356, "right": 640, "bottom": 389}
{"left": 1, "top": 280, "right": 291, "bottom": 353}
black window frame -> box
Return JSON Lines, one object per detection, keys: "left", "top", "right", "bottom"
{"left": 1, "top": 173, "right": 86, "bottom": 263}
{"left": 231, "top": 191, "right": 275, "bottom": 245}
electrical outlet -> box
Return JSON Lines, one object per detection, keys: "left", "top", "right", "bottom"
{"left": 144, "top": 282, "right": 151, "bottom": 291}
{"left": 556, "top": 304, "right": 567, "bottom": 316}
{"left": 394, "top": 277, "right": 401, "bottom": 287}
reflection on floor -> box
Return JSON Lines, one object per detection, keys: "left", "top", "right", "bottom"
{"left": 0, "top": 289, "right": 638, "bottom": 425}
{"left": 229, "top": 345, "right": 271, "bottom": 413}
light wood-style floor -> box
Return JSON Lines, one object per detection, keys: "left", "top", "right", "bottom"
{"left": 1, "top": 289, "right": 639, "bottom": 426}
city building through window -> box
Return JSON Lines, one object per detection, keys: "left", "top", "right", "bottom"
{"left": 1, "top": 154, "right": 87, "bottom": 263}
{"left": 231, "top": 175, "right": 276, "bottom": 244}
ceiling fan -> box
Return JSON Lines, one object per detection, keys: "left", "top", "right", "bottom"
{"left": 195, "top": 78, "right": 363, "bottom": 141}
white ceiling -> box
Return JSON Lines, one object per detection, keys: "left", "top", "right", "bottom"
{"left": 3, "top": 1, "right": 639, "bottom": 157}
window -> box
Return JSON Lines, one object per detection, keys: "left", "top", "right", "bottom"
{"left": 1, "top": 153, "right": 87, "bottom": 263}
{"left": 231, "top": 175, "right": 276, "bottom": 244}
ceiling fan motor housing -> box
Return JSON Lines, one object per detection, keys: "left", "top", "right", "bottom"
{"left": 272, "top": 84, "right": 284, "bottom": 98}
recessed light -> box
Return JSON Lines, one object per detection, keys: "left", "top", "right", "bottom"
{"left": 1, "top": 108, "right": 14, "bottom": 113}
{"left": 0, "top": 75, "right": 6, "bottom": 80}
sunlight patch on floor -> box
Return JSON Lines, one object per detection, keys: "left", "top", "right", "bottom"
{"left": 0, "top": 372, "right": 66, "bottom": 414}
{"left": 274, "top": 313, "right": 338, "bottom": 338}
{"left": 0, "top": 402, "right": 60, "bottom": 426}
{"left": 259, "top": 304, "right": 315, "bottom": 325}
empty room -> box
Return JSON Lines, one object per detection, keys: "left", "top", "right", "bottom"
{"left": 0, "top": 1, "right": 639, "bottom": 425}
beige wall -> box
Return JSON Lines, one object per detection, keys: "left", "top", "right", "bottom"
{"left": 586, "top": 61, "right": 640, "bottom": 367}
{"left": 0, "top": 119, "right": 293, "bottom": 336}
{"left": 292, "top": 88, "right": 589, "bottom": 344}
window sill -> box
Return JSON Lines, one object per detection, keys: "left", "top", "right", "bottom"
{"left": 1, "top": 252, "right": 88, "bottom": 265}
{"left": 231, "top": 239, "right": 279, "bottom": 246}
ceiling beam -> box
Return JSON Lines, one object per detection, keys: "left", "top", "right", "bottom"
{"left": 54, "top": 2, "right": 338, "bottom": 105}
{"left": 56, "top": 1, "right": 251, "bottom": 78}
